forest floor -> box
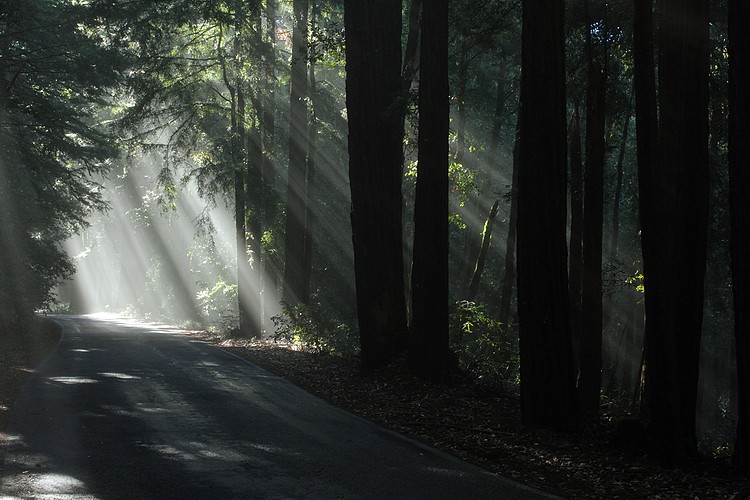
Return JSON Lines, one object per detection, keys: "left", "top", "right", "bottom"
{"left": 1, "top": 320, "right": 748, "bottom": 498}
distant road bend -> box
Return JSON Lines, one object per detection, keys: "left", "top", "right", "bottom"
{"left": 1, "top": 314, "right": 556, "bottom": 499}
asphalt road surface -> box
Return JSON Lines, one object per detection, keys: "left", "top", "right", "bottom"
{"left": 1, "top": 314, "right": 556, "bottom": 499}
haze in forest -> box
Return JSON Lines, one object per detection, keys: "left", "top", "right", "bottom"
{"left": 2, "top": 0, "right": 749, "bottom": 474}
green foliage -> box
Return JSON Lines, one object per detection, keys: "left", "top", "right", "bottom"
{"left": 449, "top": 301, "right": 518, "bottom": 390}
{"left": 272, "top": 301, "right": 358, "bottom": 355}
{"left": 625, "top": 264, "right": 645, "bottom": 293}
{"left": 0, "top": 0, "right": 123, "bottom": 326}
{"left": 449, "top": 161, "right": 478, "bottom": 203}
{"left": 196, "top": 280, "right": 238, "bottom": 330}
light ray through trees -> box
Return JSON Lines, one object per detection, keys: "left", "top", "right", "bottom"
{"left": 60, "top": 152, "right": 280, "bottom": 333}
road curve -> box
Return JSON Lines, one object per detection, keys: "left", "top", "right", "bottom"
{"left": 1, "top": 314, "right": 556, "bottom": 499}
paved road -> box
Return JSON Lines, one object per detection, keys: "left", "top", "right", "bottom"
{"left": 1, "top": 315, "right": 556, "bottom": 499}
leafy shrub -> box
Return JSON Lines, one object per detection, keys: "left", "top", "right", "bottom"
{"left": 272, "top": 301, "right": 358, "bottom": 355}
{"left": 449, "top": 300, "right": 519, "bottom": 391}
{"left": 196, "top": 280, "right": 237, "bottom": 330}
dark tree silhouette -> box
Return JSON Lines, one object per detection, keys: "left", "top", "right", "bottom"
{"left": 344, "top": 0, "right": 408, "bottom": 371}
{"left": 579, "top": 2, "right": 607, "bottom": 422}
{"left": 635, "top": 0, "right": 710, "bottom": 465}
{"left": 516, "top": 0, "right": 578, "bottom": 429}
{"left": 410, "top": 0, "right": 450, "bottom": 380}
{"left": 283, "top": 0, "right": 311, "bottom": 306}
{"left": 729, "top": 0, "right": 750, "bottom": 475}
{"left": 498, "top": 128, "right": 518, "bottom": 327}
{"left": 569, "top": 103, "right": 584, "bottom": 372}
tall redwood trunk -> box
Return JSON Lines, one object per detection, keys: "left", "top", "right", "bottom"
{"left": 344, "top": 0, "right": 408, "bottom": 371}
{"left": 301, "top": 0, "right": 319, "bottom": 305}
{"left": 569, "top": 103, "right": 584, "bottom": 369}
{"left": 221, "top": 8, "right": 254, "bottom": 337}
{"left": 729, "top": 0, "right": 750, "bottom": 474}
{"left": 517, "top": 0, "right": 578, "bottom": 429}
{"left": 261, "top": 0, "right": 279, "bottom": 322}
{"left": 632, "top": 0, "right": 659, "bottom": 422}
{"left": 409, "top": 0, "right": 450, "bottom": 381}
{"left": 283, "top": 0, "right": 310, "bottom": 305}
{"left": 579, "top": 4, "right": 607, "bottom": 421}
{"left": 638, "top": 0, "right": 710, "bottom": 465}
{"left": 610, "top": 100, "right": 632, "bottom": 260}
{"left": 498, "top": 124, "right": 519, "bottom": 327}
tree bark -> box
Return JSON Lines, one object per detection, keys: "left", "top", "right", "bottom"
{"left": 729, "top": 0, "right": 750, "bottom": 474}
{"left": 282, "top": 0, "right": 310, "bottom": 305}
{"left": 220, "top": 12, "right": 254, "bottom": 337}
{"left": 301, "top": 0, "right": 319, "bottom": 306}
{"left": 261, "top": 0, "right": 279, "bottom": 322}
{"left": 409, "top": 0, "right": 450, "bottom": 381}
{"left": 579, "top": 3, "right": 607, "bottom": 421}
{"left": 498, "top": 125, "right": 519, "bottom": 327}
{"left": 610, "top": 99, "right": 632, "bottom": 261}
{"left": 517, "top": 0, "right": 578, "bottom": 430}
{"left": 638, "top": 0, "right": 710, "bottom": 465}
{"left": 402, "top": 0, "right": 422, "bottom": 100}
{"left": 632, "top": 0, "right": 659, "bottom": 422}
{"left": 345, "top": 0, "right": 408, "bottom": 371}
{"left": 569, "top": 102, "right": 584, "bottom": 370}
{"left": 498, "top": 125, "right": 520, "bottom": 325}
{"left": 466, "top": 200, "right": 500, "bottom": 302}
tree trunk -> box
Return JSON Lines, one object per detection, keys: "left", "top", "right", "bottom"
{"left": 247, "top": 109, "right": 265, "bottom": 334}
{"left": 569, "top": 102, "right": 584, "bottom": 371}
{"left": 610, "top": 99, "right": 632, "bottom": 261}
{"left": 220, "top": 12, "right": 254, "bottom": 337}
{"left": 498, "top": 124, "right": 519, "bottom": 327}
{"left": 345, "top": 0, "right": 408, "bottom": 371}
{"left": 282, "top": 0, "right": 310, "bottom": 305}
{"left": 517, "top": 0, "right": 578, "bottom": 430}
{"left": 409, "top": 0, "right": 449, "bottom": 381}
{"left": 632, "top": 0, "right": 659, "bottom": 423}
{"left": 402, "top": 0, "right": 422, "bottom": 99}
{"left": 466, "top": 200, "right": 500, "bottom": 302}
{"left": 579, "top": 5, "right": 607, "bottom": 421}
{"left": 729, "top": 0, "right": 750, "bottom": 474}
{"left": 301, "top": 0, "right": 319, "bottom": 306}
{"left": 261, "top": 0, "right": 279, "bottom": 323}
{"left": 639, "top": 0, "right": 710, "bottom": 465}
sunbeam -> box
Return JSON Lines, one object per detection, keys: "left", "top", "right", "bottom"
{"left": 59, "top": 152, "right": 280, "bottom": 334}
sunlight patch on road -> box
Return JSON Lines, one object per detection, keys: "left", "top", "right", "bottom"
{"left": 34, "top": 473, "right": 88, "bottom": 493}
{"left": 138, "top": 406, "right": 173, "bottom": 414}
{"left": 83, "top": 312, "right": 123, "bottom": 321}
{"left": 137, "top": 439, "right": 254, "bottom": 466}
{"left": 98, "top": 372, "right": 140, "bottom": 380}
{"left": 247, "top": 442, "right": 298, "bottom": 456}
{"left": 138, "top": 443, "right": 198, "bottom": 461}
{"left": 0, "top": 432, "right": 22, "bottom": 445}
{"left": 0, "top": 471, "right": 95, "bottom": 500}
{"left": 48, "top": 376, "right": 98, "bottom": 385}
